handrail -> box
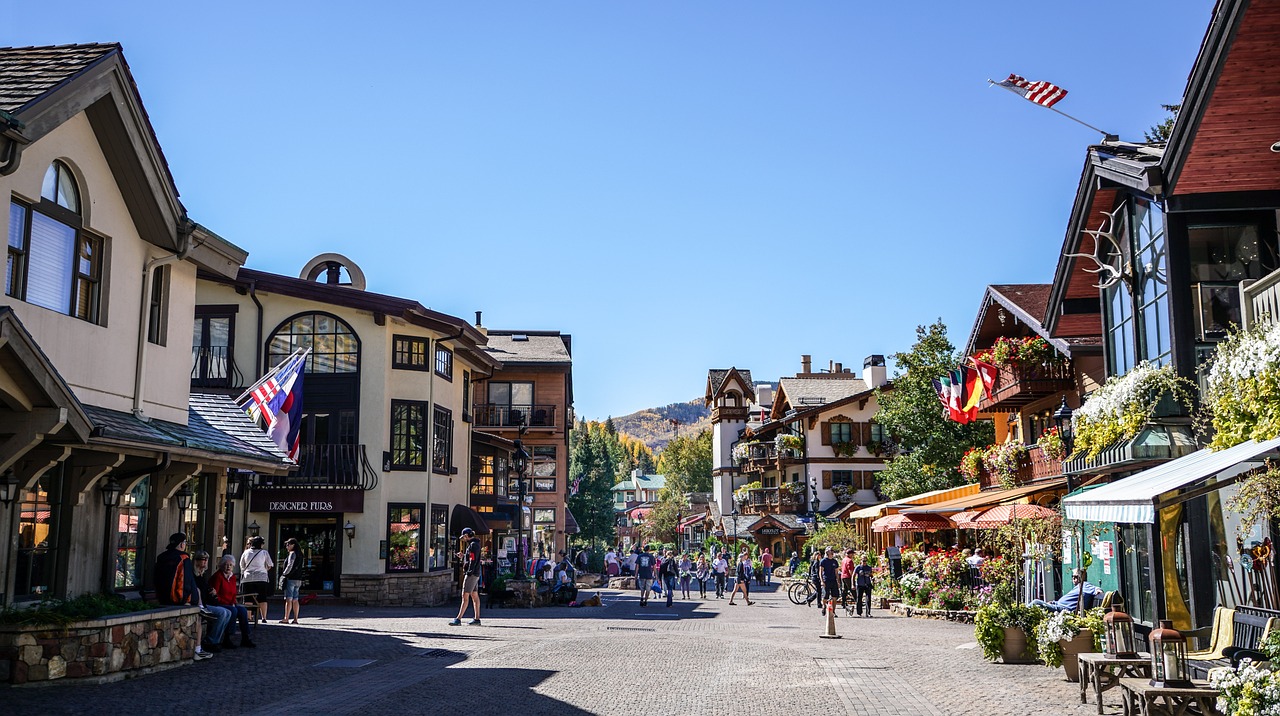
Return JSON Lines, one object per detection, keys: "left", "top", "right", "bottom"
{"left": 1242, "top": 268, "right": 1280, "bottom": 329}
{"left": 260, "top": 444, "right": 378, "bottom": 490}
{"left": 473, "top": 404, "right": 558, "bottom": 428}
{"left": 190, "top": 345, "right": 243, "bottom": 389}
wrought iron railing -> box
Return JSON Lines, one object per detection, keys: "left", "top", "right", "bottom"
{"left": 190, "top": 345, "right": 243, "bottom": 389}
{"left": 259, "top": 444, "right": 378, "bottom": 490}
{"left": 472, "top": 404, "right": 558, "bottom": 428}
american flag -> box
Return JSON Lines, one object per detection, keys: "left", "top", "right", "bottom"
{"left": 240, "top": 353, "right": 305, "bottom": 429}
{"left": 999, "top": 74, "right": 1068, "bottom": 108}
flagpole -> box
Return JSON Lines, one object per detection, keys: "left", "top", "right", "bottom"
{"left": 234, "top": 346, "right": 308, "bottom": 406}
{"left": 987, "top": 80, "right": 1116, "bottom": 140}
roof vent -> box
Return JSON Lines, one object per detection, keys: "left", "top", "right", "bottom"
{"left": 512, "top": 334, "right": 528, "bottom": 342}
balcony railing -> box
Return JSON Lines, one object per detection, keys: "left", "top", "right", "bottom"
{"left": 191, "top": 345, "right": 242, "bottom": 389}
{"left": 738, "top": 487, "right": 806, "bottom": 515}
{"left": 978, "top": 361, "right": 1075, "bottom": 411}
{"left": 1243, "top": 269, "right": 1280, "bottom": 329}
{"left": 473, "top": 404, "right": 558, "bottom": 428}
{"left": 976, "top": 445, "right": 1064, "bottom": 490}
{"left": 736, "top": 443, "right": 804, "bottom": 472}
{"left": 258, "top": 444, "right": 379, "bottom": 490}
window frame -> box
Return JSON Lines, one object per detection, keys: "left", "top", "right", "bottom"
{"left": 386, "top": 503, "right": 425, "bottom": 573}
{"left": 531, "top": 445, "right": 557, "bottom": 477}
{"left": 7, "top": 197, "right": 105, "bottom": 324}
{"left": 434, "top": 345, "right": 453, "bottom": 381}
{"left": 428, "top": 504, "right": 449, "bottom": 571}
{"left": 147, "top": 264, "right": 169, "bottom": 345}
{"left": 533, "top": 508, "right": 556, "bottom": 524}
{"left": 192, "top": 305, "right": 238, "bottom": 388}
{"left": 432, "top": 405, "right": 454, "bottom": 475}
{"left": 389, "top": 399, "right": 429, "bottom": 471}
{"left": 266, "top": 311, "right": 360, "bottom": 375}
{"left": 392, "top": 334, "right": 430, "bottom": 371}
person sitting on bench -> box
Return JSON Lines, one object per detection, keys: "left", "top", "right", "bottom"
{"left": 1030, "top": 569, "right": 1102, "bottom": 612}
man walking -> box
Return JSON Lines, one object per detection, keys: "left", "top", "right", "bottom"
{"left": 805, "top": 552, "right": 823, "bottom": 608}
{"left": 635, "top": 544, "right": 656, "bottom": 606}
{"left": 854, "top": 555, "right": 875, "bottom": 617}
{"left": 449, "top": 527, "right": 482, "bottom": 626}
{"left": 660, "top": 548, "right": 679, "bottom": 607}
{"left": 712, "top": 551, "right": 729, "bottom": 598}
{"left": 761, "top": 548, "right": 773, "bottom": 584}
{"left": 819, "top": 548, "right": 840, "bottom": 616}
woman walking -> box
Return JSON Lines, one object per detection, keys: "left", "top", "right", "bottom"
{"left": 239, "top": 536, "right": 273, "bottom": 623}
{"left": 678, "top": 553, "right": 693, "bottom": 599}
{"left": 279, "top": 538, "right": 304, "bottom": 624}
{"left": 727, "top": 550, "right": 754, "bottom": 606}
{"left": 694, "top": 555, "right": 710, "bottom": 599}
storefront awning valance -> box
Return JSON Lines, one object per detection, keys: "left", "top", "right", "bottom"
{"left": 450, "top": 504, "right": 492, "bottom": 535}
{"left": 871, "top": 513, "right": 954, "bottom": 533}
{"left": 1062, "top": 436, "right": 1280, "bottom": 524}
{"left": 564, "top": 508, "right": 581, "bottom": 535}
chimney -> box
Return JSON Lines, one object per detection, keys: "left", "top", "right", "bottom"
{"left": 801, "top": 355, "right": 811, "bottom": 374}
{"left": 863, "top": 354, "right": 888, "bottom": 388}
{"left": 756, "top": 383, "right": 773, "bottom": 408}
{"left": 474, "top": 311, "right": 488, "bottom": 337}
{"left": 834, "top": 362, "right": 843, "bottom": 374}
{"left": 475, "top": 310, "right": 483, "bottom": 326}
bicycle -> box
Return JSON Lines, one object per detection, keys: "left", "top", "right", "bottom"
{"left": 787, "top": 579, "right": 816, "bottom": 605}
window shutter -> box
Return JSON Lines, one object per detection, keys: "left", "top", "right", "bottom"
{"left": 861, "top": 423, "right": 871, "bottom": 445}
{"left": 822, "top": 470, "right": 832, "bottom": 489}
{"left": 820, "top": 422, "right": 831, "bottom": 445}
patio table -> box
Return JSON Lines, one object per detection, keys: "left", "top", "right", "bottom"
{"left": 1117, "top": 677, "right": 1221, "bottom": 716}
{"left": 1077, "top": 652, "right": 1151, "bottom": 714}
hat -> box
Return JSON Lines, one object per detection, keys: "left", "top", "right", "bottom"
{"left": 461, "top": 527, "right": 475, "bottom": 537}
{"left": 168, "top": 532, "right": 188, "bottom": 548}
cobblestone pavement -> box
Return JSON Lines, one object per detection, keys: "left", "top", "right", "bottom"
{"left": 6, "top": 583, "right": 1116, "bottom": 716}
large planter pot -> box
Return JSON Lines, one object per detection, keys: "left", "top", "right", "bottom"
{"left": 1000, "top": 627, "right": 1037, "bottom": 664}
{"left": 1060, "top": 629, "right": 1096, "bottom": 682}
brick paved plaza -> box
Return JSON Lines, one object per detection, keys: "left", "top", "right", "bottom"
{"left": 7, "top": 583, "right": 1109, "bottom": 716}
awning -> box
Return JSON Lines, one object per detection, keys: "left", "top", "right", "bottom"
{"left": 564, "top": 508, "right": 580, "bottom": 535}
{"left": 820, "top": 502, "right": 860, "bottom": 520}
{"left": 971, "top": 503, "right": 1060, "bottom": 528}
{"left": 1062, "top": 436, "right": 1280, "bottom": 523}
{"left": 952, "top": 511, "right": 984, "bottom": 528}
{"left": 847, "top": 502, "right": 891, "bottom": 520}
{"left": 847, "top": 483, "right": 982, "bottom": 521}
{"left": 903, "top": 478, "right": 1067, "bottom": 514}
{"left": 678, "top": 513, "right": 706, "bottom": 529}
{"left": 450, "top": 504, "right": 492, "bottom": 535}
{"left": 871, "top": 513, "right": 954, "bottom": 533}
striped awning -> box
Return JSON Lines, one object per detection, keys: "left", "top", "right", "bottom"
{"left": 951, "top": 511, "right": 985, "bottom": 528}
{"left": 870, "top": 513, "right": 954, "bottom": 533}
{"left": 971, "top": 503, "right": 1060, "bottom": 528}
{"left": 1062, "top": 436, "right": 1280, "bottom": 524}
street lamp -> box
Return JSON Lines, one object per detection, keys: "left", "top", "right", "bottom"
{"left": 512, "top": 438, "right": 531, "bottom": 579}
{"left": 344, "top": 520, "right": 356, "bottom": 547}
{"left": 729, "top": 508, "right": 740, "bottom": 557}
{"left": 175, "top": 483, "right": 194, "bottom": 512}
{"left": 1053, "top": 397, "right": 1075, "bottom": 456}
{"left": 810, "top": 477, "right": 821, "bottom": 515}
{"left": 100, "top": 478, "right": 123, "bottom": 595}
{"left": 247, "top": 519, "right": 261, "bottom": 537}
{"left": 0, "top": 469, "right": 18, "bottom": 506}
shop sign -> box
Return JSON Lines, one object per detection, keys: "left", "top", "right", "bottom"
{"left": 757, "top": 527, "right": 783, "bottom": 535}
{"left": 250, "top": 489, "right": 364, "bottom": 513}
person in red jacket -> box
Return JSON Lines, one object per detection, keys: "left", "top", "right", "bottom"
{"left": 209, "top": 554, "right": 255, "bottom": 648}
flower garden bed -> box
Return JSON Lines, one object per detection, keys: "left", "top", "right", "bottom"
{"left": 888, "top": 601, "right": 976, "bottom": 624}
{"left": 0, "top": 605, "right": 198, "bottom": 685}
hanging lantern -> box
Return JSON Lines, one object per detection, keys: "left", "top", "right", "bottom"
{"left": 1149, "top": 620, "right": 1192, "bottom": 688}
{"left": 1103, "top": 603, "right": 1138, "bottom": 658}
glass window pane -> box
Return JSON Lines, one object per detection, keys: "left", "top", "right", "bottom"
{"left": 9, "top": 202, "right": 25, "bottom": 249}
{"left": 41, "top": 164, "right": 57, "bottom": 204}
{"left": 488, "top": 383, "right": 510, "bottom": 404}
{"left": 26, "top": 213, "right": 75, "bottom": 314}
{"left": 56, "top": 165, "right": 79, "bottom": 213}
{"left": 511, "top": 383, "right": 534, "bottom": 405}
{"left": 315, "top": 314, "right": 334, "bottom": 334}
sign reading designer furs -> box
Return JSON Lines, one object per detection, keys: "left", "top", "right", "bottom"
{"left": 250, "top": 488, "right": 365, "bottom": 513}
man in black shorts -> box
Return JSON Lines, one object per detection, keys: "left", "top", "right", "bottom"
{"left": 634, "top": 544, "right": 656, "bottom": 606}
{"left": 450, "top": 528, "right": 482, "bottom": 626}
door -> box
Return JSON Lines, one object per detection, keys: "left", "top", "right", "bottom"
{"left": 277, "top": 518, "right": 340, "bottom": 594}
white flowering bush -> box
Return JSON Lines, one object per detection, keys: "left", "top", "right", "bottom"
{"left": 1033, "top": 608, "right": 1103, "bottom": 668}
{"left": 1204, "top": 321, "right": 1280, "bottom": 451}
{"left": 1210, "top": 661, "right": 1280, "bottom": 716}
{"left": 898, "top": 572, "right": 926, "bottom": 601}
{"left": 732, "top": 443, "right": 753, "bottom": 462}
{"left": 1073, "top": 362, "right": 1191, "bottom": 458}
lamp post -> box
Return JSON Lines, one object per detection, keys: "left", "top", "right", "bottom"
{"left": 810, "top": 477, "right": 821, "bottom": 516}
{"left": 344, "top": 520, "right": 356, "bottom": 548}
{"left": 248, "top": 519, "right": 261, "bottom": 538}
{"left": 512, "top": 438, "right": 530, "bottom": 580}
{"left": 1052, "top": 397, "right": 1075, "bottom": 457}
{"left": 175, "top": 483, "right": 194, "bottom": 513}
{"left": 100, "top": 478, "right": 122, "bottom": 595}
{"left": 730, "top": 508, "right": 740, "bottom": 557}
{"left": 1, "top": 470, "right": 18, "bottom": 608}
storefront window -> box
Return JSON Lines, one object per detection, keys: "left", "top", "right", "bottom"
{"left": 428, "top": 504, "right": 448, "bottom": 571}
{"left": 532, "top": 446, "right": 556, "bottom": 477}
{"left": 1133, "top": 199, "right": 1171, "bottom": 368}
{"left": 1206, "top": 479, "right": 1276, "bottom": 610}
{"left": 387, "top": 504, "right": 423, "bottom": 572}
{"left": 1119, "top": 524, "right": 1154, "bottom": 626}
{"left": 115, "top": 478, "right": 148, "bottom": 590}
{"left": 15, "top": 472, "right": 61, "bottom": 600}
{"left": 472, "top": 455, "right": 495, "bottom": 496}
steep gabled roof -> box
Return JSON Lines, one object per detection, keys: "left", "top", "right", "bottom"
{"left": 965, "top": 284, "right": 1100, "bottom": 359}
{"left": 0, "top": 44, "right": 117, "bottom": 114}
{"left": 772, "top": 375, "right": 867, "bottom": 418}
{"left": 705, "top": 368, "right": 755, "bottom": 405}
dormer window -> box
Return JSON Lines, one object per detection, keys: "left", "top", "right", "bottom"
{"left": 7, "top": 161, "right": 103, "bottom": 323}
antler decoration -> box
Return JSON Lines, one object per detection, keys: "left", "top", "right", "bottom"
{"left": 1064, "top": 206, "right": 1129, "bottom": 290}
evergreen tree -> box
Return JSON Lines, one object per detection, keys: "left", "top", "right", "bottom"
{"left": 567, "top": 421, "right": 618, "bottom": 547}
{"left": 873, "top": 320, "right": 995, "bottom": 501}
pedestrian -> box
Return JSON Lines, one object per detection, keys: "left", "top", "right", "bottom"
{"left": 678, "top": 553, "right": 693, "bottom": 599}
{"left": 712, "top": 551, "right": 729, "bottom": 598}
{"left": 209, "top": 554, "right": 255, "bottom": 647}
{"left": 819, "top": 548, "right": 840, "bottom": 616}
{"left": 839, "top": 549, "right": 856, "bottom": 609}
{"left": 854, "top": 555, "right": 874, "bottom": 617}
{"left": 155, "top": 533, "right": 214, "bottom": 660}
{"left": 191, "top": 550, "right": 233, "bottom": 655}
{"left": 788, "top": 551, "right": 799, "bottom": 576}
{"left": 728, "top": 551, "right": 754, "bottom": 606}
{"left": 449, "top": 527, "right": 482, "bottom": 626}
{"left": 761, "top": 548, "right": 773, "bottom": 584}
{"left": 279, "top": 538, "right": 304, "bottom": 624}
{"left": 575, "top": 548, "right": 590, "bottom": 572}
{"left": 604, "top": 547, "right": 620, "bottom": 577}
{"left": 660, "top": 549, "right": 679, "bottom": 607}
{"left": 634, "top": 544, "right": 656, "bottom": 606}
{"left": 694, "top": 555, "right": 709, "bottom": 599}
{"left": 806, "top": 553, "right": 823, "bottom": 607}
{"left": 239, "top": 536, "right": 273, "bottom": 623}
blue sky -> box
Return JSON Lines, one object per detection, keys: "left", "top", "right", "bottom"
{"left": 6, "top": 1, "right": 1214, "bottom": 420}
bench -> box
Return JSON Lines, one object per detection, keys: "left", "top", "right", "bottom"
{"left": 1187, "top": 605, "right": 1278, "bottom": 678}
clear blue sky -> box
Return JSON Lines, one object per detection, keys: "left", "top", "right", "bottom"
{"left": 7, "top": 1, "right": 1214, "bottom": 420}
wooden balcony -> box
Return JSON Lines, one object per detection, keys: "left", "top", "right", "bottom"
{"left": 1243, "top": 268, "right": 1280, "bottom": 329}
{"left": 977, "top": 445, "right": 1064, "bottom": 490}
{"left": 738, "top": 487, "right": 806, "bottom": 515}
{"left": 737, "top": 443, "right": 804, "bottom": 473}
{"left": 473, "top": 404, "right": 558, "bottom": 429}
{"left": 978, "top": 361, "right": 1075, "bottom": 411}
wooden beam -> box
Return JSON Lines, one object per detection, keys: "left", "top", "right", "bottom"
{"left": 0, "top": 407, "right": 68, "bottom": 473}
{"left": 67, "top": 450, "right": 128, "bottom": 506}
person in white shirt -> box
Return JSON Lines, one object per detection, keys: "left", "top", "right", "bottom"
{"left": 604, "top": 549, "right": 620, "bottom": 577}
{"left": 967, "top": 547, "right": 986, "bottom": 568}
{"left": 712, "top": 553, "right": 729, "bottom": 599}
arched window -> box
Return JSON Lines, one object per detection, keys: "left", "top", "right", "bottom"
{"left": 7, "top": 160, "right": 102, "bottom": 322}
{"left": 268, "top": 312, "right": 359, "bottom": 373}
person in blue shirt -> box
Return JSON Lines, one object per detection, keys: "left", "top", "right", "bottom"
{"left": 635, "top": 545, "right": 656, "bottom": 606}
{"left": 1031, "top": 569, "right": 1103, "bottom": 612}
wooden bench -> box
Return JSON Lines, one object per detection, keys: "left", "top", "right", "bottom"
{"left": 236, "top": 592, "right": 261, "bottom": 625}
{"left": 1187, "top": 605, "right": 1278, "bottom": 678}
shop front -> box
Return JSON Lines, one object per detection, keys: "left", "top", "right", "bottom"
{"left": 248, "top": 488, "right": 364, "bottom": 596}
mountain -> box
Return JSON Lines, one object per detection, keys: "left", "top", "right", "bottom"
{"left": 610, "top": 399, "right": 711, "bottom": 453}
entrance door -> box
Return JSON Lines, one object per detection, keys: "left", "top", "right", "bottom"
{"left": 277, "top": 518, "right": 339, "bottom": 594}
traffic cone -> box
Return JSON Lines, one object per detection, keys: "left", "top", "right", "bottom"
{"left": 819, "top": 598, "right": 841, "bottom": 639}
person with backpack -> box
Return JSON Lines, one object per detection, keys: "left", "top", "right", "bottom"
{"left": 694, "top": 554, "right": 710, "bottom": 599}
{"left": 239, "top": 536, "right": 273, "bottom": 623}
{"left": 854, "top": 555, "right": 875, "bottom": 617}
{"left": 806, "top": 552, "right": 824, "bottom": 607}
{"left": 634, "top": 544, "right": 656, "bottom": 606}
{"left": 660, "top": 548, "right": 680, "bottom": 607}
{"left": 155, "top": 532, "right": 214, "bottom": 660}
{"left": 728, "top": 550, "right": 754, "bottom": 606}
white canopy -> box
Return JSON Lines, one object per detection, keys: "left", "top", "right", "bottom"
{"left": 1062, "top": 436, "right": 1280, "bottom": 523}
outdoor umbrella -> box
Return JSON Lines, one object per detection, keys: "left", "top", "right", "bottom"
{"left": 971, "top": 503, "right": 1059, "bottom": 529}
{"left": 870, "top": 513, "right": 954, "bottom": 533}
{"left": 951, "top": 510, "right": 985, "bottom": 529}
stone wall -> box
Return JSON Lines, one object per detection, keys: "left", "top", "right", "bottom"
{"left": 341, "top": 572, "right": 455, "bottom": 606}
{"left": 888, "top": 602, "right": 977, "bottom": 624}
{"left": 0, "top": 606, "right": 198, "bottom": 685}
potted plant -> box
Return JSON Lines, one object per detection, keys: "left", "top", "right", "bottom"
{"left": 983, "top": 442, "right": 1028, "bottom": 490}
{"left": 1037, "top": 426, "right": 1067, "bottom": 461}
{"left": 832, "top": 441, "right": 859, "bottom": 457}
{"left": 974, "top": 598, "right": 1046, "bottom": 664}
{"left": 776, "top": 434, "right": 804, "bottom": 457}
{"left": 959, "top": 446, "right": 987, "bottom": 481}
{"left": 1209, "top": 631, "right": 1280, "bottom": 715}
{"left": 1034, "top": 608, "right": 1104, "bottom": 681}
{"left": 1073, "top": 361, "right": 1192, "bottom": 458}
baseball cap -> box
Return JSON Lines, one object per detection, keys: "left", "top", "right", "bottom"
{"left": 461, "top": 527, "right": 475, "bottom": 536}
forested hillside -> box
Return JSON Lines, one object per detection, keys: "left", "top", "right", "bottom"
{"left": 610, "top": 399, "right": 710, "bottom": 452}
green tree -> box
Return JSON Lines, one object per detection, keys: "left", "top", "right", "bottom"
{"left": 873, "top": 320, "right": 995, "bottom": 501}
{"left": 656, "top": 429, "right": 713, "bottom": 495}
{"left": 567, "top": 421, "right": 619, "bottom": 547}
{"left": 640, "top": 494, "right": 684, "bottom": 545}
{"left": 1144, "top": 104, "right": 1181, "bottom": 143}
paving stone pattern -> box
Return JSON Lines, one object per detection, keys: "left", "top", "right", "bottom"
{"left": 5, "top": 585, "right": 1111, "bottom": 715}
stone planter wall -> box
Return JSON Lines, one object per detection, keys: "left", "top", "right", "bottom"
{"left": 0, "top": 606, "right": 198, "bottom": 685}
{"left": 341, "top": 572, "right": 455, "bottom": 606}
{"left": 889, "top": 602, "right": 977, "bottom": 624}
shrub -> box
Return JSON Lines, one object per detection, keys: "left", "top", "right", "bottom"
{"left": 974, "top": 602, "right": 1047, "bottom": 662}
{"left": 0, "top": 593, "right": 158, "bottom": 627}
